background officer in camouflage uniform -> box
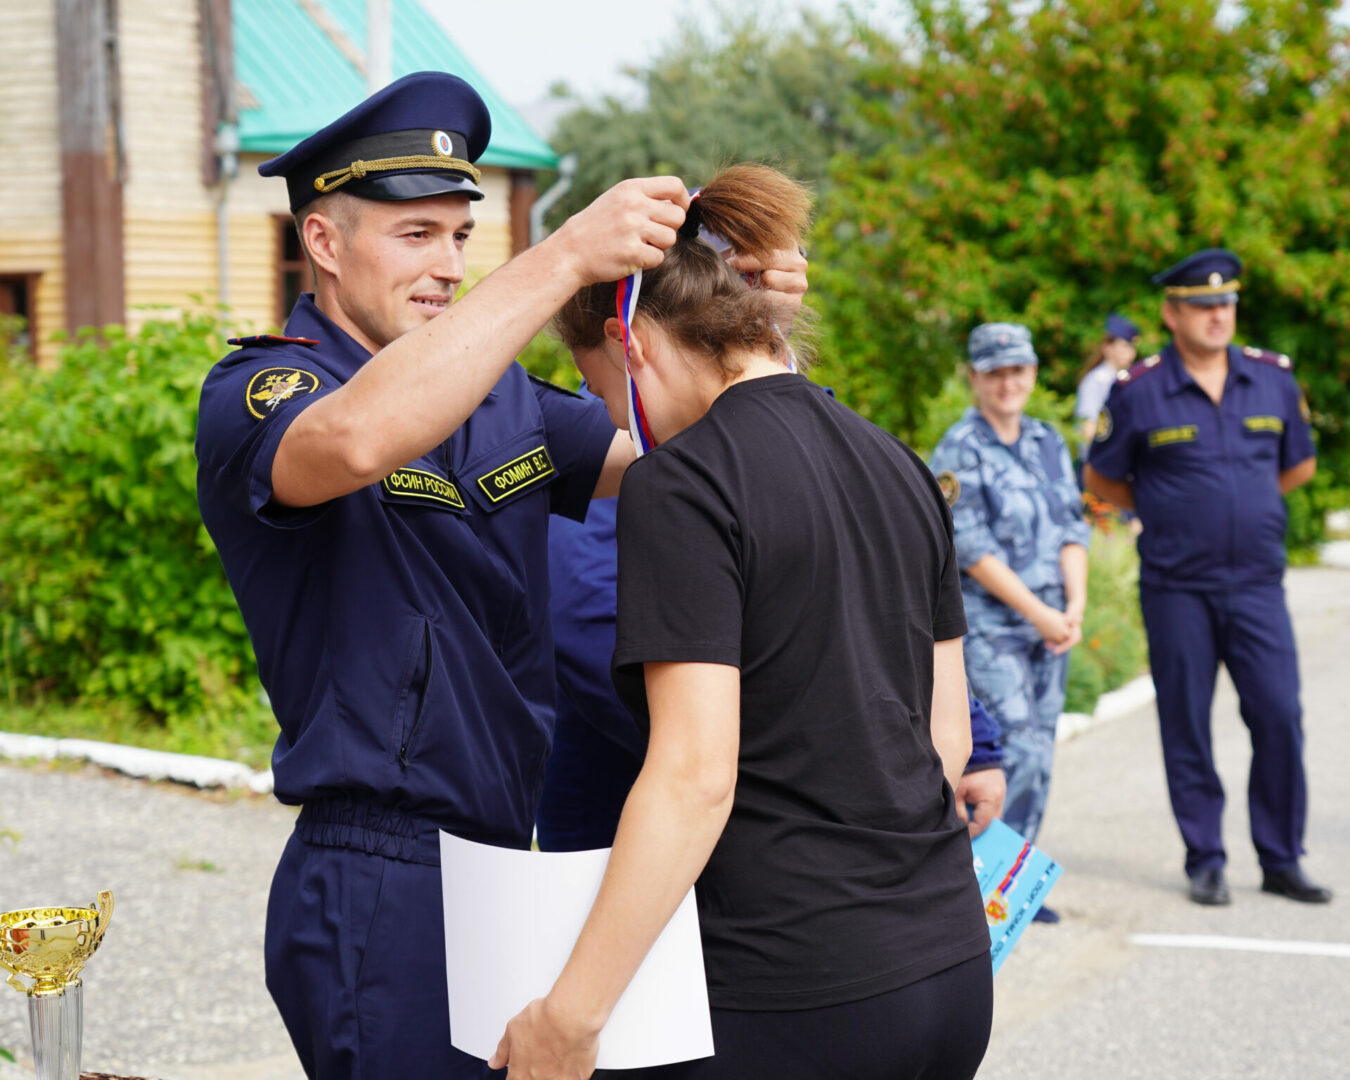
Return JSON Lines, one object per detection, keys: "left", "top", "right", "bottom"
{"left": 931, "top": 323, "right": 1090, "bottom": 921}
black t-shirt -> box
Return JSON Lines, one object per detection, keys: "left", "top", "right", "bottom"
{"left": 613, "top": 373, "right": 990, "bottom": 1011}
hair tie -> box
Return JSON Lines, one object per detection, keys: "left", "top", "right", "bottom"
{"left": 678, "top": 195, "right": 703, "bottom": 240}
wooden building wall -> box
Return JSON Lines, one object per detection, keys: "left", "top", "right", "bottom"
{"left": 0, "top": 0, "right": 525, "bottom": 366}
{"left": 119, "top": 0, "right": 220, "bottom": 336}
{"left": 0, "top": 0, "right": 65, "bottom": 367}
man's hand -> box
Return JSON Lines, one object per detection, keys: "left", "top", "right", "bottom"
{"left": 955, "top": 768, "right": 1007, "bottom": 838}
{"left": 549, "top": 177, "right": 690, "bottom": 287}
{"left": 727, "top": 246, "right": 808, "bottom": 325}
{"left": 489, "top": 996, "right": 599, "bottom": 1080}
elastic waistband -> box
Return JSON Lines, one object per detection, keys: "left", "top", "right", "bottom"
{"left": 296, "top": 796, "right": 442, "bottom": 866}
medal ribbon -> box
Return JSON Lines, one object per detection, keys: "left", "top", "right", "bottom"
{"left": 618, "top": 268, "right": 656, "bottom": 457}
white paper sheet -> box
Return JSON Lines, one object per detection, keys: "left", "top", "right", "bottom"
{"left": 439, "top": 831, "right": 714, "bottom": 1070}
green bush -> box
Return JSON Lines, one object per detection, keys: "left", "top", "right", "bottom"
{"left": 1065, "top": 528, "right": 1150, "bottom": 714}
{"left": 0, "top": 311, "right": 265, "bottom": 732}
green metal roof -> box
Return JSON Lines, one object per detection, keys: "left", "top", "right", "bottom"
{"left": 233, "top": 0, "right": 558, "bottom": 171}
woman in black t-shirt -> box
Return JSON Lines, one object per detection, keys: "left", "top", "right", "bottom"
{"left": 492, "top": 166, "right": 992, "bottom": 1080}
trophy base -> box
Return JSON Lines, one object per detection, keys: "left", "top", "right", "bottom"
{"left": 28, "top": 983, "right": 81, "bottom": 1080}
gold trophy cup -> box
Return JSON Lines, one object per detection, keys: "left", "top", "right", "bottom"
{"left": 0, "top": 891, "right": 113, "bottom": 1080}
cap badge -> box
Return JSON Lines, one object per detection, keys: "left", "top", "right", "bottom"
{"left": 998, "top": 333, "right": 1010, "bottom": 346}
{"left": 432, "top": 131, "right": 454, "bottom": 157}
{"left": 1208, "top": 272, "right": 1222, "bottom": 287}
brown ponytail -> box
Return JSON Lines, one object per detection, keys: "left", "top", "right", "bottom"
{"left": 555, "top": 163, "right": 815, "bottom": 377}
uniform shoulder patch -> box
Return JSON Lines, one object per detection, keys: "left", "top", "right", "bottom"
{"left": 227, "top": 334, "right": 320, "bottom": 348}
{"left": 1241, "top": 345, "right": 1293, "bottom": 370}
{"left": 936, "top": 469, "right": 961, "bottom": 506}
{"left": 1094, "top": 405, "right": 1113, "bottom": 442}
{"left": 244, "top": 367, "right": 323, "bottom": 419}
{"left": 1117, "top": 354, "right": 1161, "bottom": 386}
{"left": 527, "top": 373, "right": 582, "bottom": 398}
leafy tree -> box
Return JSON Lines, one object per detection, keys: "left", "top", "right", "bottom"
{"left": 543, "top": 9, "right": 894, "bottom": 226}
{"left": 811, "top": 0, "right": 1350, "bottom": 516}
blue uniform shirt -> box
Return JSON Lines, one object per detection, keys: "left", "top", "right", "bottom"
{"left": 196, "top": 295, "right": 615, "bottom": 847}
{"left": 930, "top": 407, "right": 1091, "bottom": 619}
{"left": 1089, "top": 343, "right": 1314, "bottom": 590}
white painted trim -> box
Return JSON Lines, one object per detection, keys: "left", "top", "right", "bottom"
{"left": 1320, "top": 540, "right": 1350, "bottom": 569}
{"left": 1056, "top": 673, "right": 1156, "bottom": 744}
{"left": 0, "top": 732, "right": 271, "bottom": 792}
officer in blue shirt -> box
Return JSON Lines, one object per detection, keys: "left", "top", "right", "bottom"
{"left": 1085, "top": 248, "right": 1330, "bottom": 906}
{"left": 195, "top": 72, "right": 691, "bottom": 1079}
{"left": 930, "top": 323, "right": 1091, "bottom": 924}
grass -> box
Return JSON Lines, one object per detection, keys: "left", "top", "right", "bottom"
{"left": 174, "top": 854, "right": 224, "bottom": 873}
{"left": 0, "top": 700, "right": 276, "bottom": 771}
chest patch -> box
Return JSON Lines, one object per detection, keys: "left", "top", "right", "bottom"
{"left": 477, "top": 445, "right": 555, "bottom": 503}
{"left": 382, "top": 467, "right": 466, "bottom": 511}
{"left": 1148, "top": 425, "right": 1198, "bottom": 449}
{"left": 245, "top": 367, "right": 322, "bottom": 419}
{"left": 1243, "top": 415, "right": 1284, "bottom": 436}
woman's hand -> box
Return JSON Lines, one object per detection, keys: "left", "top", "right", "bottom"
{"left": 1030, "top": 601, "right": 1080, "bottom": 655}
{"left": 489, "top": 995, "right": 599, "bottom": 1080}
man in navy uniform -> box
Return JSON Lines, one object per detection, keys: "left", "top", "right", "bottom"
{"left": 195, "top": 71, "right": 692, "bottom": 1079}
{"left": 1085, "top": 248, "right": 1330, "bottom": 907}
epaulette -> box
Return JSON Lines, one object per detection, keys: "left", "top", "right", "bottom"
{"left": 527, "top": 373, "right": 582, "bottom": 398}
{"left": 1241, "top": 345, "right": 1293, "bottom": 371}
{"left": 226, "top": 334, "right": 320, "bottom": 348}
{"left": 1115, "top": 353, "right": 1162, "bottom": 386}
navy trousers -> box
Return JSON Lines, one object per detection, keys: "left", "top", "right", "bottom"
{"left": 536, "top": 707, "right": 642, "bottom": 852}
{"left": 265, "top": 828, "right": 506, "bottom": 1080}
{"left": 1139, "top": 584, "right": 1307, "bottom": 875}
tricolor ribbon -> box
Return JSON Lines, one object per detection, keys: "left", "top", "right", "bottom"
{"left": 618, "top": 269, "right": 656, "bottom": 457}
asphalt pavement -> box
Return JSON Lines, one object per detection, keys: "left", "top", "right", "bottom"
{"left": 982, "top": 565, "right": 1350, "bottom": 1080}
{"left": 1, "top": 566, "right": 1347, "bottom": 1079}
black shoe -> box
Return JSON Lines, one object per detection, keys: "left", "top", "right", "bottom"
{"left": 1261, "top": 867, "right": 1333, "bottom": 904}
{"left": 1188, "top": 867, "right": 1231, "bottom": 906}
{"left": 1031, "top": 904, "right": 1060, "bottom": 924}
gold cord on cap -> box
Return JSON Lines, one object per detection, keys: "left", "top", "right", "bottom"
{"left": 313, "top": 154, "right": 482, "bottom": 193}
{"left": 1163, "top": 279, "right": 1242, "bottom": 298}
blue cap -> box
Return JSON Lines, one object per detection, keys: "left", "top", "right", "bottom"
{"left": 968, "top": 322, "right": 1038, "bottom": 372}
{"left": 259, "top": 71, "right": 492, "bottom": 212}
{"left": 1151, "top": 248, "right": 1242, "bottom": 307}
{"left": 1106, "top": 312, "right": 1140, "bottom": 342}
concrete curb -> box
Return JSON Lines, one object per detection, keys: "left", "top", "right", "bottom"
{"left": 0, "top": 732, "right": 273, "bottom": 794}
{"left": 1320, "top": 540, "right": 1350, "bottom": 569}
{"left": 1055, "top": 673, "right": 1156, "bottom": 744}
{"left": 1, "top": 674, "right": 1160, "bottom": 793}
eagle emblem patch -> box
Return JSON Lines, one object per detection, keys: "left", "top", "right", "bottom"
{"left": 1094, "top": 406, "right": 1113, "bottom": 443}
{"left": 245, "top": 367, "right": 322, "bottom": 419}
{"left": 936, "top": 470, "right": 961, "bottom": 507}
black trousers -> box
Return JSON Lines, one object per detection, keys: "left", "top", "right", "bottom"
{"left": 603, "top": 952, "right": 993, "bottom": 1080}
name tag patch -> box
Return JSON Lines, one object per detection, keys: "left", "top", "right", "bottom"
{"left": 382, "top": 467, "right": 466, "bottom": 511}
{"left": 477, "top": 446, "right": 555, "bottom": 503}
{"left": 1243, "top": 415, "right": 1284, "bottom": 436}
{"left": 245, "top": 367, "right": 322, "bottom": 419}
{"left": 1148, "top": 425, "right": 1198, "bottom": 448}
